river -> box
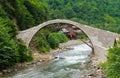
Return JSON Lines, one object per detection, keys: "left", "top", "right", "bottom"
{"left": 1, "top": 44, "right": 92, "bottom": 78}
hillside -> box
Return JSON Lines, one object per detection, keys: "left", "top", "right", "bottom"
{"left": 0, "top": 0, "right": 120, "bottom": 72}
{"left": 1, "top": 0, "right": 120, "bottom": 33}
{"left": 42, "top": 0, "right": 120, "bottom": 33}
{"left": 0, "top": 0, "right": 49, "bottom": 30}
{"left": 0, "top": 0, "right": 50, "bottom": 70}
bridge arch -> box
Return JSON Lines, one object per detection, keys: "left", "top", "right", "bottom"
{"left": 17, "top": 19, "right": 120, "bottom": 62}
{"left": 17, "top": 19, "right": 94, "bottom": 51}
{"left": 31, "top": 21, "right": 94, "bottom": 51}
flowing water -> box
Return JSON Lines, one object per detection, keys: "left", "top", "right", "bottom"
{"left": 2, "top": 44, "right": 92, "bottom": 78}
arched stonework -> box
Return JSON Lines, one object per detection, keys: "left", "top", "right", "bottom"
{"left": 17, "top": 19, "right": 93, "bottom": 46}
{"left": 17, "top": 19, "right": 120, "bottom": 62}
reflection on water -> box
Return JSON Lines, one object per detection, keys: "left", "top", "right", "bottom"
{"left": 2, "top": 44, "right": 92, "bottom": 78}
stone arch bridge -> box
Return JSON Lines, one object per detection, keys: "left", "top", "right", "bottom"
{"left": 17, "top": 19, "right": 120, "bottom": 62}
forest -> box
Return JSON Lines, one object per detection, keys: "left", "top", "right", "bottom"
{"left": 42, "top": 0, "right": 120, "bottom": 33}
{"left": 0, "top": 0, "right": 49, "bottom": 70}
{"left": 0, "top": 0, "right": 120, "bottom": 77}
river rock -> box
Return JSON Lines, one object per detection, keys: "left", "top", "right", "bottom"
{"left": 42, "top": 59, "right": 46, "bottom": 62}
{"left": 88, "top": 73, "right": 94, "bottom": 76}
{"left": 64, "top": 68, "right": 70, "bottom": 71}
{"left": 66, "top": 47, "right": 74, "bottom": 50}
{"left": 7, "top": 69, "right": 12, "bottom": 73}
{"left": 96, "top": 69, "right": 103, "bottom": 75}
{"left": 2, "top": 70, "right": 7, "bottom": 73}
{"left": 0, "top": 72, "right": 3, "bottom": 75}
{"left": 80, "top": 75, "right": 86, "bottom": 78}
{"left": 38, "top": 60, "right": 42, "bottom": 62}
{"left": 36, "top": 61, "right": 41, "bottom": 65}
{"left": 13, "top": 68, "right": 18, "bottom": 71}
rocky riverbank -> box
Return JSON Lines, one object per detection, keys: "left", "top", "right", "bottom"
{"left": 0, "top": 40, "right": 83, "bottom": 76}
{"left": 0, "top": 39, "right": 107, "bottom": 78}
{"left": 80, "top": 55, "right": 107, "bottom": 78}
{"left": 58, "top": 39, "right": 107, "bottom": 78}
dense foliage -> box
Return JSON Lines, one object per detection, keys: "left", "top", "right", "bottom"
{"left": 31, "top": 29, "right": 51, "bottom": 53}
{"left": 100, "top": 39, "right": 120, "bottom": 78}
{"left": 47, "top": 33, "right": 69, "bottom": 49}
{"left": 0, "top": 0, "right": 49, "bottom": 30}
{"left": 1, "top": 0, "right": 120, "bottom": 33}
{"left": 0, "top": 18, "right": 33, "bottom": 70}
{"left": 42, "top": 0, "right": 120, "bottom": 33}
{"left": 24, "top": 0, "right": 49, "bottom": 25}
{"left": 31, "top": 26, "right": 69, "bottom": 53}
{"left": 0, "top": 0, "right": 49, "bottom": 70}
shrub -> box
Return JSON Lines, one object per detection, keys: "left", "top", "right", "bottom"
{"left": 56, "top": 33, "right": 69, "bottom": 43}
{"left": 37, "top": 40, "right": 51, "bottom": 53}
{"left": 107, "top": 46, "right": 120, "bottom": 63}
{"left": 102, "top": 43, "right": 120, "bottom": 78}
{"left": 31, "top": 29, "right": 69, "bottom": 53}
{"left": 0, "top": 42, "right": 18, "bottom": 70}
{"left": 17, "top": 42, "right": 33, "bottom": 63}
{"left": 47, "top": 33, "right": 69, "bottom": 49}
{"left": 47, "top": 33, "right": 59, "bottom": 49}
{"left": 98, "top": 62, "right": 107, "bottom": 69}
{"left": 106, "top": 62, "right": 120, "bottom": 78}
{"left": 0, "top": 18, "right": 33, "bottom": 70}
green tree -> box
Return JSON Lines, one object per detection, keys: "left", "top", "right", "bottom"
{"left": 24, "top": 0, "right": 49, "bottom": 25}
{"left": 15, "top": 0, "right": 35, "bottom": 30}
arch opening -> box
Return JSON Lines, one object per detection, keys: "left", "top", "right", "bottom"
{"left": 29, "top": 22, "right": 94, "bottom": 53}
